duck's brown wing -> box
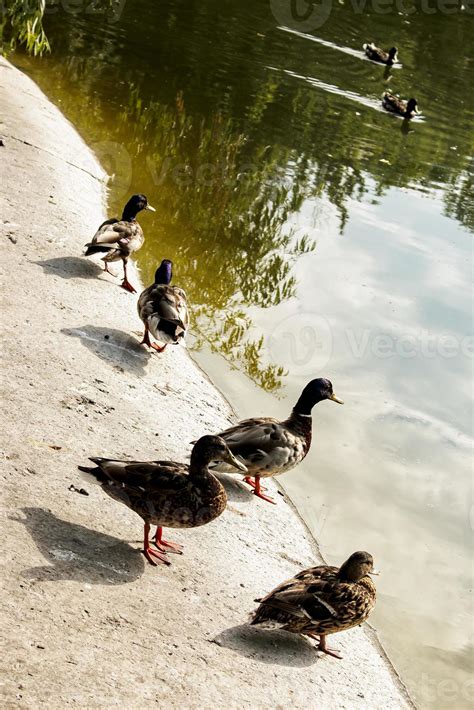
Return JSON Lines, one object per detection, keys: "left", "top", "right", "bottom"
{"left": 138, "top": 285, "right": 189, "bottom": 339}
{"left": 373, "top": 47, "right": 388, "bottom": 61}
{"left": 137, "top": 283, "right": 154, "bottom": 319}
{"left": 153, "top": 286, "right": 188, "bottom": 328}
{"left": 252, "top": 577, "right": 339, "bottom": 628}
{"left": 293, "top": 565, "right": 339, "bottom": 582}
{"left": 88, "top": 220, "right": 138, "bottom": 248}
{"left": 383, "top": 93, "right": 406, "bottom": 114}
{"left": 172, "top": 287, "right": 190, "bottom": 330}
{"left": 212, "top": 417, "right": 297, "bottom": 473}
{"left": 364, "top": 43, "right": 388, "bottom": 61}
{"left": 256, "top": 566, "right": 337, "bottom": 607}
{"left": 89, "top": 457, "right": 189, "bottom": 493}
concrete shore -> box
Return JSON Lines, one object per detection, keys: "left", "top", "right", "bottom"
{"left": 0, "top": 56, "right": 412, "bottom": 708}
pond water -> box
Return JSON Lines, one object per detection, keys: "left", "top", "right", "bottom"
{"left": 12, "top": 1, "right": 473, "bottom": 706}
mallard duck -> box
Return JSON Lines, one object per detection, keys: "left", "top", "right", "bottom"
{"left": 78, "top": 435, "right": 247, "bottom": 566}
{"left": 250, "top": 551, "right": 377, "bottom": 658}
{"left": 382, "top": 92, "right": 419, "bottom": 118}
{"left": 209, "top": 378, "right": 343, "bottom": 504}
{"left": 363, "top": 42, "right": 398, "bottom": 66}
{"left": 137, "top": 259, "right": 190, "bottom": 353}
{"left": 84, "top": 193, "right": 155, "bottom": 293}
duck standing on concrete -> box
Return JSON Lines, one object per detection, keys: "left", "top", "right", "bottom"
{"left": 137, "top": 259, "right": 189, "bottom": 353}
{"left": 78, "top": 436, "right": 247, "bottom": 567}
{"left": 84, "top": 193, "right": 155, "bottom": 293}
{"left": 250, "top": 551, "right": 377, "bottom": 658}
{"left": 207, "top": 378, "right": 343, "bottom": 504}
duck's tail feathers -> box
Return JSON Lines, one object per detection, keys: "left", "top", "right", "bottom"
{"left": 150, "top": 317, "right": 186, "bottom": 344}
{"left": 84, "top": 244, "right": 113, "bottom": 256}
{"left": 78, "top": 458, "right": 109, "bottom": 485}
{"left": 249, "top": 606, "right": 285, "bottom": 630}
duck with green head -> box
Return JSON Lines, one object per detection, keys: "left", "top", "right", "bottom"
{"left": 363, "top": 42, "right": 398, "bottom": 66}
{"left": 382, "top": 92, "right": 419, "bottom": 119}
{"left": 137, "top": 259, "right": 189, "bottom": 353}
{"left": 207, "top": 378, "right": 343, "bottom": 504}
{"left": 84, "top": 193, "right": 155, "bottom": 293}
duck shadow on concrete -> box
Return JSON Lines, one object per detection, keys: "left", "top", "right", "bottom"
{"left": 214, "top": 472, "right": 255, "bottom": 504}
{"left": 212, "top": 624, "right": 318, "bottom": 668}
{"left": 61, "top": 324, "right": 151, "bottom": 375}
{"left": 13, "top": 507, "right": 144, "bottom": 584}
{"left": 35, "top": 256, "right": 112, "bottom": 281}
{"left": 215, "top": 473, "right": 284, "bottom": 505}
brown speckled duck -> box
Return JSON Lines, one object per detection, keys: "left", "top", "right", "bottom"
{"left": 209, "top": 378, "right": 343, "bottom": 504}
{"left": 138, "top": 259, "right": 189, "bottom": 353}
{"left": 363, "top": 42, "right": 398, "bottom": 66}
{"left": 78, "top": 435, "right": 247, "bottom": 566}
{"left": 251, "top": 551, "right": 377, "bottom": 658}
{"left": 84, "top": 193, "right": 155, "bottom": 293}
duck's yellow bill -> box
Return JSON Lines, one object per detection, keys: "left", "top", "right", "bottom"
{"left": 225, "top": 451, "right": 248, "bottom": 473}
{"left": 328, "top": 393, "right": 344, "bottom": 404}
{"left": 369, "top": 569, "right": 380, "bottom": 576}
{"left": 146, "top": 204, "right": 156, "bottom": 212}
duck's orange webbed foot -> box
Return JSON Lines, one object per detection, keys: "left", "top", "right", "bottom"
{"left": 315, "top": 635, "right": 342, "bottom": 659}
{"left": 140, "top": 327, "right": 152, "bottom": 348}
{"left": 143, "top": 546, "right": 170, "bottom": 566}
{"left": 243, "top": 476, "right": 268, "bottom": 492}
{"left": 120, "top": 278, "right": 137, "bottom": 294}
{"left": 253, "top": 489, "right": 276, "bottom": 505}
{"left": 152, "top": 526, "right": 183, "bottom": 555}
{"left": 142, "top": 523, "right": 171, "bottom": 566}
{"left": 252, "top": 476, "right": 276, "bottom": 505}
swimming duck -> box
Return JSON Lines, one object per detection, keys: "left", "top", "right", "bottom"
{"left": 382, "top": 92, "right": 419, "bottom": 118}
{"left": 84, "top": 193, "right": 155, "bottom": 293}
{"left": 250, "top": 551, "right": 377, "bottom": 658}
{"left": 363, "top": 42, "right": 398, "bottom": 66}
{"left": 137, "top": 259, "right": 190, "bottom": 353}
{"left": 208, "top": 378, "right": 343, "bottom": 504}
{"left": 78, "top": 435, "right": 247, "bottom": 566}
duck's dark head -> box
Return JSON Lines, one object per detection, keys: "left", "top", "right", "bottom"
{"left": 190, "top": 435, "right": 248, "bottom": 473}
{"left": 122, "top": 193, "right": 156, "bottom": 220}
{"left": 293, "top": 378, "right": 343, "bottom": 416}
{"left": 406, "top": 98, "right": 419, "bottom": 116}
{"left": 388, "top": 47, "right": 398, "bottom": 62}
{"left": 154, "top": 259, "right": 173, "bottom": 285}
{"left": 338, "top": 551, "right": 378, "bottom": 582}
